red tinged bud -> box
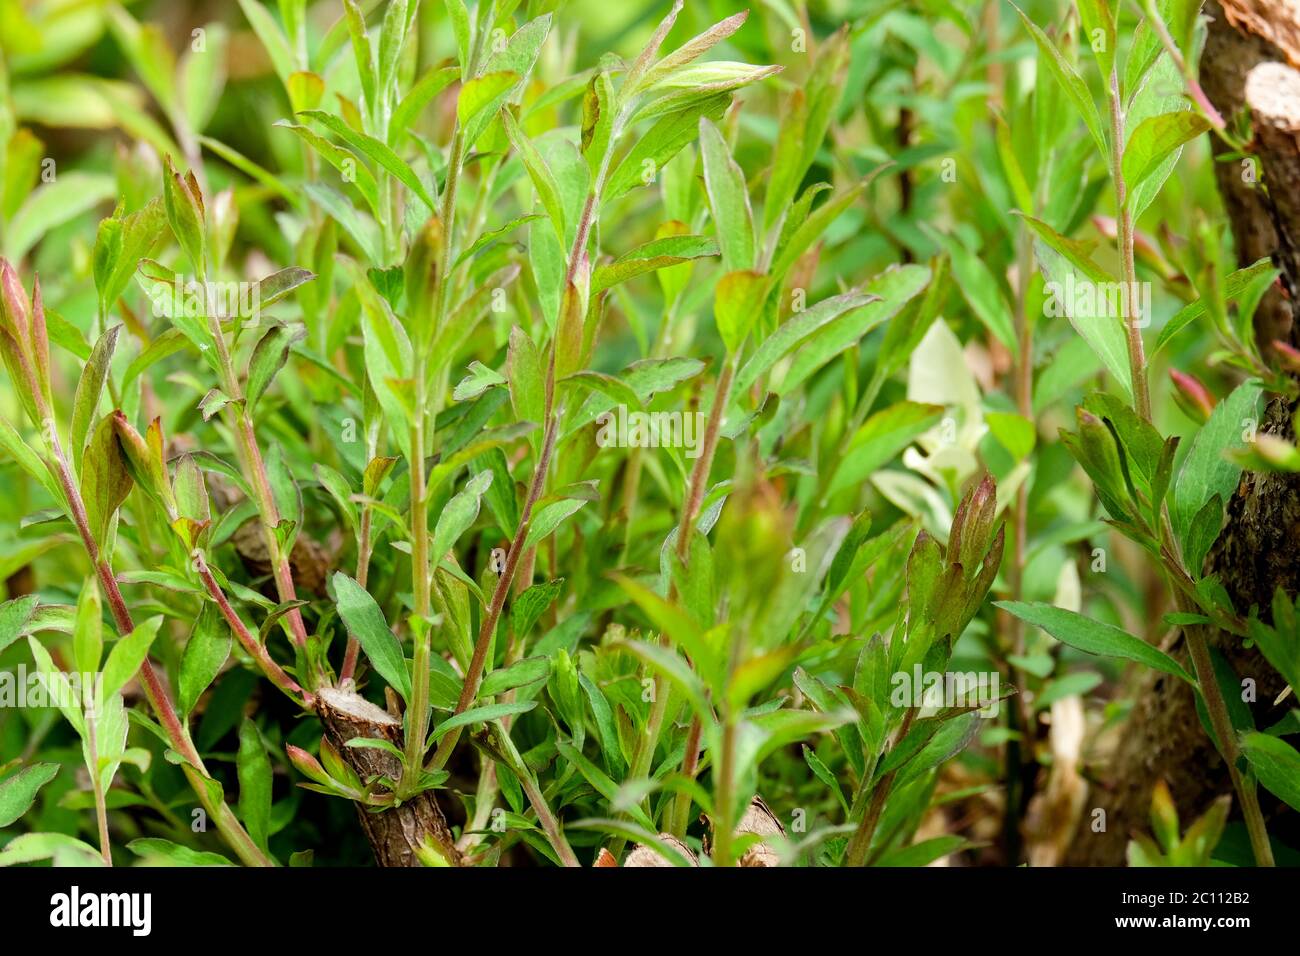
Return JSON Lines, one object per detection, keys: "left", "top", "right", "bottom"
{"left": 948, "top": 473, "right": 997, "bottom": 577}
{"left": 1170, "top": 369, "right": 1215, "bottom": 424}
{"left": 0, "top": 258, "right": 51, "bottom": 425}
{"left": 1272, "top": 339, "right": 1300, "bottom": 374}
{"left": 285, "top": 744, "right": 331, "bottom": 787}
{"left": 0, "top": 258, "right": 30, "bottom": 343}
{"left": 30, "top": 274, "right": 50, "bottom": 402}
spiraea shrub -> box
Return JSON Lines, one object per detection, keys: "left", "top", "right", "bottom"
{"left": 0, "top": 0, "right": 1297, "bottom": 869}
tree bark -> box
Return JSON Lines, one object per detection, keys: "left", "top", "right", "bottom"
{"left": 317, "top": 686, "right": 462, "bottom": 867}
{"left": 1066, "top": 0, "right": 1300, "bottom": 866}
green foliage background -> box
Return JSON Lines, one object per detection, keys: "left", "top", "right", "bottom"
{"left": 0, "top": 0, "right": 1296, "bottom": 868}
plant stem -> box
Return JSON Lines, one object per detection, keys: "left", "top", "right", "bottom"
{"left": 232, "top": 410, "right": 310, "bottom": 649}
{"left": 667, "top": 717, "right": 704, "bottom": 836}
{"left": 196, "top": 564, "right": 307, "bottom": 706}
{"left": 46, "top": 431, "right": 273, "bottom": 866}
{"left": 427, "top": 417, "right": 557, "bottom": 770}
{"left": 711, "top": 718, "right": 737, "bottom": 865}
{"left": 1107, "top": 73, "right": 1152, "bottom": 421}
{"left": 845, "top": 707, "right": 916, "bottom": 866}
{"left": 1181, "top": 607, "right": 1275, "bottom": 866}
{"left": 1138, "top": 0, "right": 1225, "bottom": 131}
{"left": 403, "top": 405, "right": 432, "bottom": 786}
{"left": 429, "top": 114, "right": 622, "bottom": 770}
{"left": 340, "top": 505, "right": 374, "bottom": 683}
{"left": 1003, "top": 210, "right": 1038, "bottom": 864}
{"left": 84, "top": 714, "right": 112, "bottom": 866}
{"left": 519, "top": 770, "right": 580, "bottom": 867}
{"left": 1109, "top": 73, "right": 1273, "bottom": 866}
{"left": 662, "top": 358, "right": 736, "bottom": 834}
{"left": 206, "top": 306, "right": 310, "bottom": 651}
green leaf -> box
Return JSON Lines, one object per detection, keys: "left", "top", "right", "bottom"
{"left": 0, "top": 595, "right": 40, "bottom": 656}
{"left": 511, "top": 579, "right": 564, "bottom": 641}
{"left": 828, "top": 402, "right": 945, "bottom": 495}
{"left": 996, "top": 601, "right": 1193, "bottom": 682}
{"left": 613, "top": 637, "right": 711, "bottom": 722}
{"left": 299, "top": 110, "right": 436, "bottom": 214}
{"left": 309, "top": 182, "right": 383, "bottom": 260}
{"left": 0, "top": 417, "right": 62, "bottom": 506}
{"left": 162, "top": 155, "right": 205, "bottom": 277}
{"left": 71, "top": 325, "right": 121, "bottom": 461}
{"left": 93, "top": 199, "right": 166, "bottom": 319}
{"left": 431, "top": 470, "right": 492, "bottom": 560}
{"left": 0, "top": 763, "right": 60, "bottom": 827}
{"left": 458, "top": 71, "right": 520, "bottom": 126}
{"left": 237, "top": 719, "right": 273, "bottom": 853}
{"left": 197, "top": 135, "right": 301, "bottom": 208}
{"left": 507, "top": 325, "right": 544, "bottom": 425}
{"left": 1022, "top": 217, "right": 1131, "bottom": 400}
{"left": 555, "top": 740, "right": 654, "bottom": 831}
{"left": 501, "top": 108, "right": 566, "bottom": 244}
{"left": 699, "top": 118, "right": 755, "bottom": 272}
{"left": 246, "top": 323, "right": 306, "bottom": 411}
{"left": 453, "top": 361, "right": 506, "bottom": 402}
{"left": 376, "top": 0, "right": 412, "bottom": 97}
{"left": 523, "top": 494, "right": 590, "bottom": 551}
{"left": 128, "top": 837, "right": 235, "bottom": 867}
{"left": 0, "top": 832, "right": 104, "bottom": 866}
{"left": 480, "top": 657, "right": 551, "bottom": 697}
{"left": 1153, "top": 258, "right": 1275, "bottom": 356}
{"left": 1172, "top": 380, "right": 1261, "bottom": 545}
{"left": 6, "top": 172, "right": 117, "bottom": 262}
{"left": 454, "top": 214, "right": 542, "bottom": 267}
{"left": 802, "top": 744, "right": 849, "bottom": 816}
{"left": 273, "top": 121, "right": 379, "bottom": 215}
{"left": 932, "top": 232, "right": 1016, "bottom": 352}
{"left": 765, "top": 89, "right": 808, "bottom": 233}
{"left": 356, "top": 266, "right": 414, "bottom": 452}
{"left": 429, "top": 701, "right": 537, "bottom": 741}
{"left": 392, "top": 66, "right": 460, "bottom": 143}
{"left": 738, "top": 290, "right": 882, "bottom": 394}
{"left": 72, "top": 577, "right": 102, "bottom": 675}
{"left": 1123, "top": 111, "right": 1211, "bottom": 198}
{"left": 591, "top": 235, "right": 719, "bottom": 296}
{"left": 332, "top": 572, "right": 412, "bottom": 702}
{"left": 237, "top": 0, "right": 294, "bottom": 88}
{"left": 1240, "top": 732, "right": 1300, "bottom": 813}
{"left": 445, "top": 0, "right": 471, "bottom": 75}
{"left": 460, "top": 15, "right": 551, "bottom": 146}
{"left": 634, "top": 62, "right": 782, "bottom": 122}
{"left": 341, "top": 0, "right": 376, "bottom": 116}
{"left": 876, "top": 834, "right": 969, "bottom": 867}
{"left": 605, "top": 93, "right": 731, "bottom": 201}
{"left": 713, "top": 269, "right": 768, "bottom": 354}
{"left": 1076, "top": 0, "right": 1117, "bottom": 78}
{"left": 986, "top": 412, "right": 1037, "bottom": 461}
{"left": 611, "top": 574, "right": 722, "bottom": 689}
{"left": 179, "top": 605, "right": 231, "bottom": 718}
{"left": 1010, "top": 3, "right": 1108, "bottom": 160}
{"left": 102, "top": 615, "right": 164, "bottom": 702}
{"left": 634, "top": 10, "right": 750, "bottom": 93}
{"left": 769, "top": 178, "right": 870, "bottom": 282}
